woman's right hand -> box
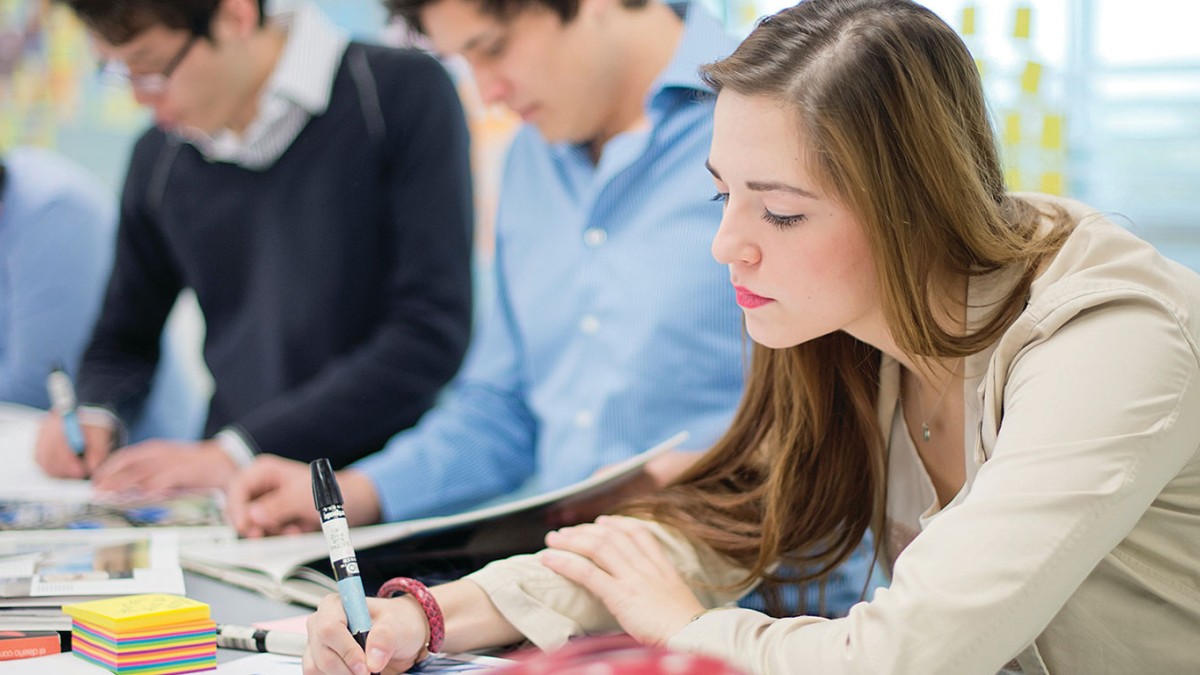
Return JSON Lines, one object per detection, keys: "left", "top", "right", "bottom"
{"left": 303, "top": 591, "right": 430, "bottom": 675}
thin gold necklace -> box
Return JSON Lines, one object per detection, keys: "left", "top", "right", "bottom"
{"left": 910, "top": 360, "right": 963, "bottom": 443}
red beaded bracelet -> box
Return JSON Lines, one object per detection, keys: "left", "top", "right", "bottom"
{"left": 377, "top": 577, "right": 445, "bottom": 657}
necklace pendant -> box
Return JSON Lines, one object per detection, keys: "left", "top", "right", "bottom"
{"left": 921, "top": 422, "right": 931, "bottom": 442}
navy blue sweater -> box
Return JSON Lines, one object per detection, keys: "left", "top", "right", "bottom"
{"left": 78, "top": 44, "right": 473, "bottom": 468}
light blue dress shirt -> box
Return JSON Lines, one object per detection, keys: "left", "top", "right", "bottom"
{"left": 355, "top": 4, "right": 746, "bottom": 520}
{"left": 0, "top": 147, "right": 115, "bottom": 408}
{"left": 0, "top": 147, "right": 203, "bottom": 441}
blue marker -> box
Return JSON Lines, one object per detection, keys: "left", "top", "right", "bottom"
{"left": 47, "top": 365, "right": 86, "bottom": 458}
{"left": 311, "top": 458, "right": 375, "bottom": 667}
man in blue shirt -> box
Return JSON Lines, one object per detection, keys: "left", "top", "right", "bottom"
{"left": 0, "top": 147, "right": 202, "bottom": 441}
{"left": 230, "top": 0, "right": 875, "bottom": 615}
{"left": 230, "top": 0, "right": 743, "bottom": 529}
{"left": 229, "top": 0, "right": 878, "bottom": 616}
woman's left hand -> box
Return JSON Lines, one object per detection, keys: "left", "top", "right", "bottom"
{"left": 540, "top": 515, "right": 706, "bottom": 646}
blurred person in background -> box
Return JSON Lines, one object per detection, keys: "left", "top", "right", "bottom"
{"left": 34, "top": 0, "right": 474, "bottom": 491}
{"left": 0, "top": 146, "right": 202, "bottom": 441}
{"left": 229, "top": 0, "right": 875, "bottom": 620}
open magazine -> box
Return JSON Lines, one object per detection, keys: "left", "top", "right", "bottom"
{"left": 0, "top": 489, "right": 234, "bottom": 548}
{"left": 181, "top": 431, "right": 688, "bottom": 606}
{"left": 0, "top": 403, "right": 236, "bottom": 548}
{"left": 0, "top": 531, "right": 186, "bottom": 631}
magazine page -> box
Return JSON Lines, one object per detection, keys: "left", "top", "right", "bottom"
{"left": 0, "top": 530, "right": 185, "bottom": 605}
{"left": 180, "top": 533, "right": 339, "bottom": 606}
{"left": 181, "top": 431, "right": 688, "bottom": 603}
{"left": 0, "top": 404, "right": 235, "bottom": 547}
{"left": 0, "top": 489, "right": 233, "bottom": 546}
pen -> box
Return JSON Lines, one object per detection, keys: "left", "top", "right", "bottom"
{"left": 215, "top": 624, "right": 306, "bottom": 656}
{"left": 311, "top": 458, "right": 374, "bottom": 662}
{"left": 47, "top": 364, "right": 86, "bottom": 458}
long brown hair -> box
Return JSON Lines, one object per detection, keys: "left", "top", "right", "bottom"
{"left": 626, "top": 0, "right": 1069, "bottom": 598}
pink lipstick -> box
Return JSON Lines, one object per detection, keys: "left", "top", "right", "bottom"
{"left": 734, "top": 286, "right": 773, "bottom": 309}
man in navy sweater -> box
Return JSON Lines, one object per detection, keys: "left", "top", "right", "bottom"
{"left": 34, "top": 0, "right": 473, "bottom": 492}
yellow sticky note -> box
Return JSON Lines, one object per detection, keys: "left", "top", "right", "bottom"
{"left": 0, "top": 115, "right": 15, "bottom": 146}
{"left": 1040, "top": 171, "right": 1065, "bottom": 195}
{"left": 1014, "top": 6, "right": 1032, "bottom": 40}
{"left": 974, "top": 58, "right": 986, "bottom": 77}
{"left": 1042, "top": 114, "right": 1065, "bottom": 150}
{"left": 63, "top": 594, "right": 211, "bottom": 633}
{"left": 738, "top": 2, "right": 759, "bottom": 27}
{"left": 962, "top": 6, "right": 977, "bottom": 36}
{"left": 1004, "top": 111, "right": 1022, "bottom": 145}
{"left": 1020, "top": 61, "right": 1042, "bottom": 95}
{"left": 1005, "top": 167, "right": 1022, "bottom": 191}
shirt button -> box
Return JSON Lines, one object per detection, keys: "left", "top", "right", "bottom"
{"left": 583, "top": 228, "right": 607, "bottom": 247}
{"left": 574, "top": 410, "right": 594, "bottom": 428}
{"left": 579, "top": 315, "right": 600, "bottom": 335}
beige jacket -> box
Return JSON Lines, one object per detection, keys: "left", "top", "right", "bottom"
{"left": 468, "top": 194, "right": 1200, "bottom": 674}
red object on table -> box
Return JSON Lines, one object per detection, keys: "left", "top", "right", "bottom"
{"left": 0, "top": 630, "right": 62, "bottom": 661}
{"left": 494, "top": 634, "right": 745, "bottom": 675}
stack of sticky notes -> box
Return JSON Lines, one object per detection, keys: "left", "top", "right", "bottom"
{"left": 62, "top": 594, "right": 216, "bottom": 674}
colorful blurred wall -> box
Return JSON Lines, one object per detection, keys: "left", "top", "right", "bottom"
{"left": 3, "top": 0, "right": 1198, "bottom": 267}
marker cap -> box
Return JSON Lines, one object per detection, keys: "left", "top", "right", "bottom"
{"left": 310, "top": 458, "right": 342, "bottom": 510}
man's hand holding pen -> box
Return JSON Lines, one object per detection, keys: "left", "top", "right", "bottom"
{"left": 33, "top": 411, "right": 117, "bottom": 480}
{"left": 33, "top": 414, "right": 238, "bottom": 491}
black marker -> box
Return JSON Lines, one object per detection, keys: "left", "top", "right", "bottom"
{"left": 311, "top": 459, "right": 374, "bottom": 656}
{"left": 215, "top": 624, "right": 306, "bottom": 656}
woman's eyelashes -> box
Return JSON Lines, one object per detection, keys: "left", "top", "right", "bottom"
{"left": 711, "top": 192, "right": 806, "bottom": 228}
{"left": 762, "top": 209, "right": 807, "bottom": 229}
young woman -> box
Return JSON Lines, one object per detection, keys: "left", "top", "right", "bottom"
{"left": 303, "top": 1, "right": 1200, "bottom": 673}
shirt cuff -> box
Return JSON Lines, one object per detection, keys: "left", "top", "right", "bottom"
{"left": 79, "top": 405, "right": 128, "bottom": 448}
{"left": 215, "top": 428, "right": 257, "bottom": 468}
{"left": 78, "top": 405, "right": 118, "bottom": 429}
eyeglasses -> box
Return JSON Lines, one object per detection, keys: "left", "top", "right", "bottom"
{"left": 98, "top": 32, "right": 200, "bottom": 96}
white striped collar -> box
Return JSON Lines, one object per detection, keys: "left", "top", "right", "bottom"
{"left": 262, "top": 1, "right": 349, "bottom": 116}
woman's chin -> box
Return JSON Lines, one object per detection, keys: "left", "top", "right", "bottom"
{"left": 744, "top": 323, "right": 804, "bottom": 350}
